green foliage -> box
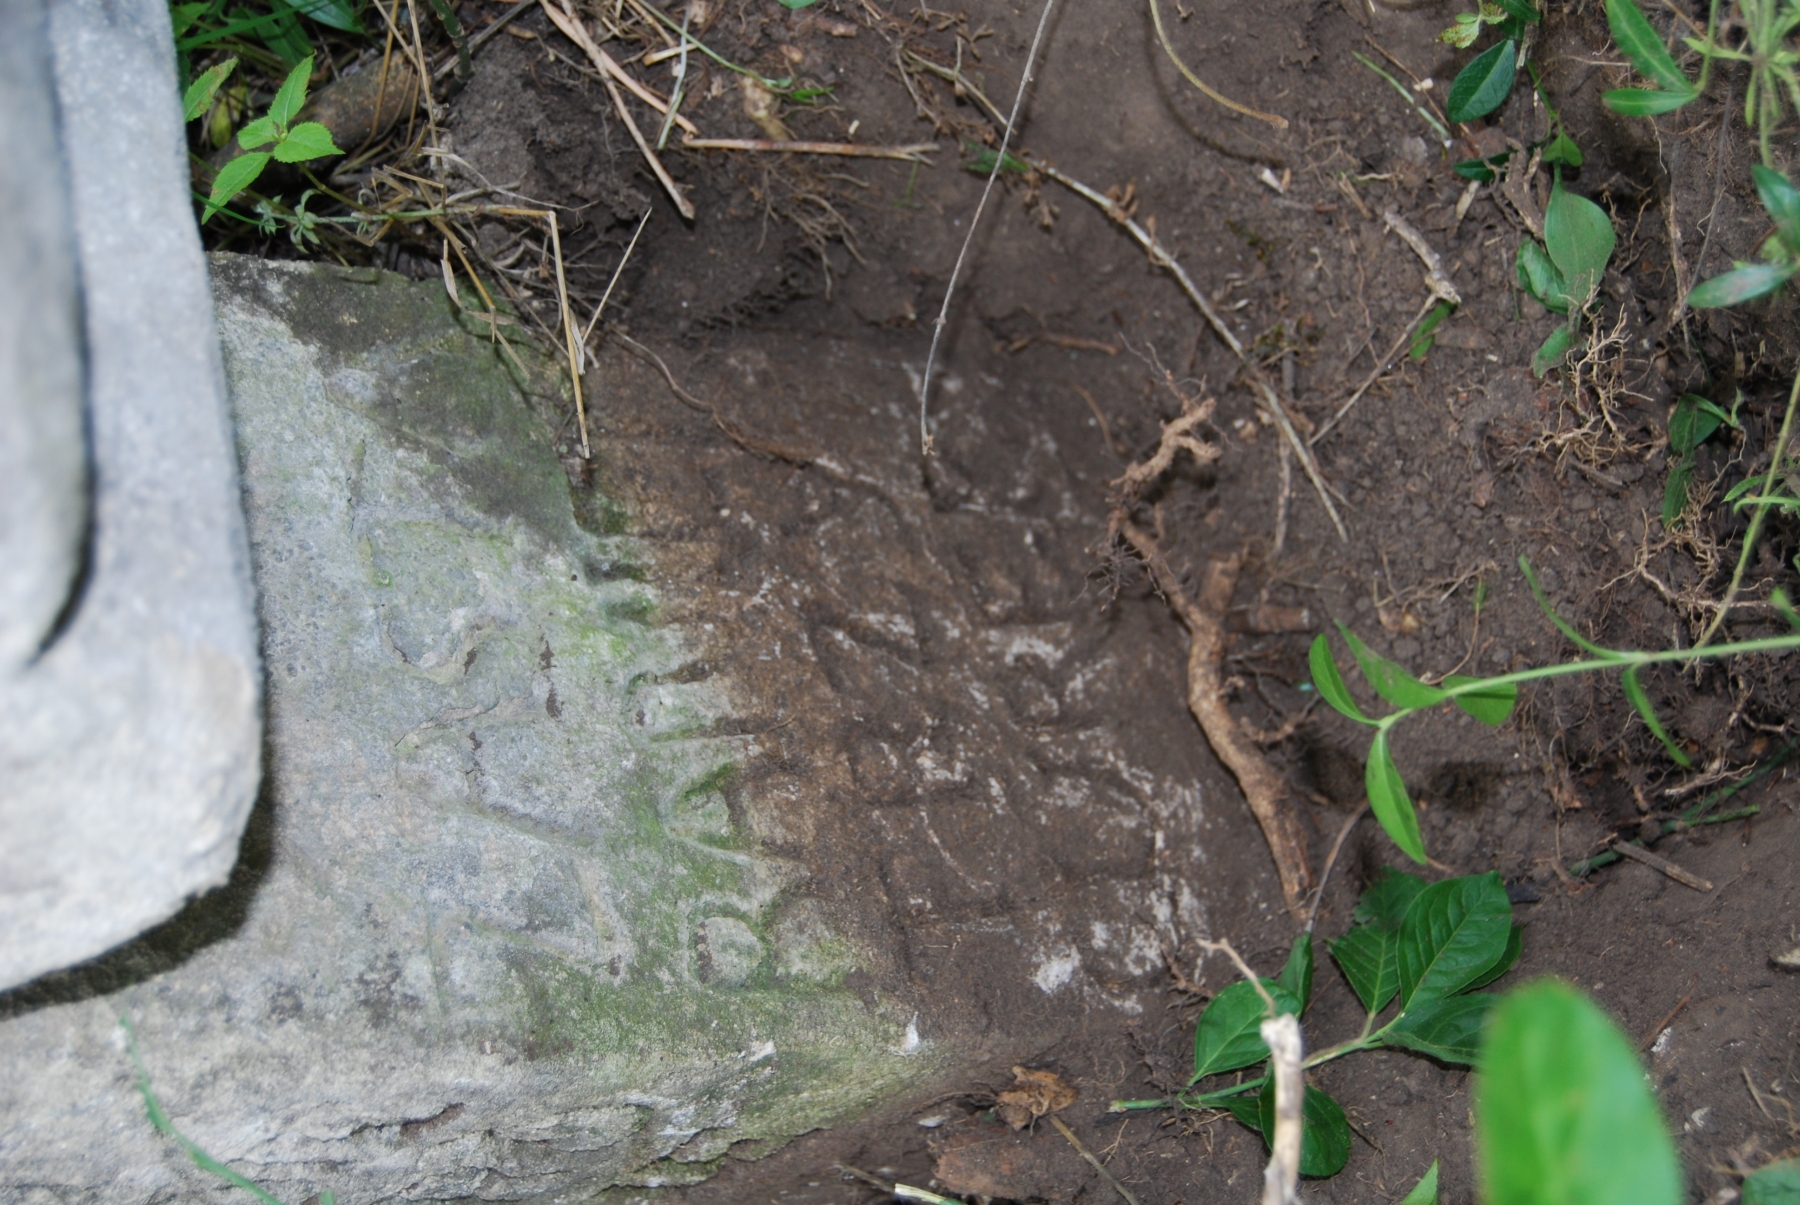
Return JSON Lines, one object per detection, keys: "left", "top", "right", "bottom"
{"left": 1664, "top": 392, "right": 1739, "bottom": 526}
{"left": 1476, "top": 981, "right": 1681, "bottom": 1205}
{"left": 1690, "top": 165, "right": 1800, "bottom": 307}
{"left": 1517, "top": 179, "right": 1617, "bottom": 377}
{"left": 1399, "top": 1161, "right": 1440, "bottom": 1205}
{"left": 1602, "top": 0, "right": 1699, "bottom": 115}
{"left": 1309, "top": 557, "right": 1800, "bottom": 862}
{"left": 123, "top": 1015, "right": 336, "bottom": 1205}
{"left": 1153, "top": 872, "right": 1521, "bottom": 1181}
{"left": 1744, "top": 1158, "right": 1800, "bottom": 1204}
{"left": 192, "top": 54, "right": 342, "bottom": 222}
{"left": 172, "top": 0, "right": 360, "bottom": 83}
{"left": 1440, "top": 0, "right": 1537, "bottom": 122}
{"left": 1409, "top": 300, "right": 1454, "bottom": 361}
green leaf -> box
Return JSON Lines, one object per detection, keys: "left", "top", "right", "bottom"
{"left": 1366, "top": 730, "right": 1426, "bottom": 864}
{"left": 1354, "top": 867, "right": 1428, "bottom": 929}
{"left": 1477, "top": 980, "right": 1681, "bottom": 1205}
{"left": 287, "top": 0, "right": 361, "bottom": 30}
{"left": 267, "top": 54, "right": 314, "bottom": 129}
{"left": 1400, "top": 1161, "right": 1441, "bottom": 1205}
{"left": 1337, "top": 624, "right": 1447, "bottom": 710}
{"left": 1218, "top": 1090, "right": 1265, "bottom": 1130}
{"left": 1396, "top": 872, "right": 1512, "bottom": 1008}
{"left": 1605, "top": 0, "right": 1693, "bottom": 93}
{"left": 1385, "top": 992, "right": 1496, "bottom": 1064}
{"left": 1455, "top": 157, "right": 1500, "bottom": 182}
{"left": 182, "top": 57, "right": 237, "bottom": 122}
{"left": 1410, "top": 301, "right": 1454, "bottom": 361}
{"left": 1519, "top": 556, "right": 1616, "bottom": 657}
{"left": 235, "top": 115, "right": 278, "bottom": 150}
{"left": 1668, "top": 393, "right": 1725, "bottom": 454}
{"left": 1467, "top": 922, "right": 1524, "bottom": 989}
{"left": 1689, "top": 262, "right": 1796, "bottom": 307}
{"left": 1542, "top": 131, "right": 1583, "bottom": 167}
{"left": 1517, "top": 240, "right": 1570, "bottom": 311}
{"left": 270, "top": 120, "right": 341, "bottom": 162}
{"left": 964, "top": 146, "right": 1030, "bottom": 175}
{"left": 1442, "top": 675, "right": 1517, "bottom": 725}
{"left": 1447, "top": 39, "right": 1517, "bottom": 123}
{"left": 1309, "top": 633, "right": 1374, "bottom": 723}
{"left": 1743, "top": 1158, "right": 1800, "bottom": 1204}
{"left": 1621, "top": 665, "right": 1693, "bottom": 767}
{"left": 1545, "top": 180, "right": 1616, "bottom": 308}
{"left": 1531, "top": 325, "right": 1575, "bottom": 377}
{"left": 1277, "top": 933, "right": 1314, "bottom": 1011}
{"left": 171, "top": 2, "right": 210, "bottom": 38}
{"left": 1603, "top": 86, "right": 1697, "bottom": 115}
{"left": 203, "top": 151, "right": 270, "bottom": 220}
{"left": 1441, "top": 12, "right": 1485, "bottom": 49}
{"left": 1256, "top": 1084, "right": 1354, "bottom": 1177}
{"left": 1191, "top": 980, "right": 1303, "bottom": 1083}
{"left": 1754, "top": 165, "right": 1800, "bottom": 254}
{"left": 1664, "top": 459, "right": 1696, "bottom": 526}
{"left": 778, "top": 0, "right": 821, "bottom": 7}
{"left": 1330, "top": 922, "right": 1403, "bottom": 1014}
{"left": 1773, "top": 589, "right": 1800, "bottom": 632}
{"left": 1495, "top": 0, "right": 1538, "bottom": 23}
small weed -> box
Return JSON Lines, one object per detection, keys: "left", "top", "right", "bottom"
{"left": 1515, "top": 178, "right": 1616, "bottom": 377}
{"left": 1663, "top": 391, "right": 1740, "bottom": 526}
{"left": 186, "top": 54, "right": 343, "bottom": 223}
{"left": 1310, "top": 558, "right": 1800, "bottom": 863}
{"left": 1116, "top": 869, "right": 1521, "bottom": 1178}
{"left": 1439, "top": 0, "right": 1539, "bottom": 123}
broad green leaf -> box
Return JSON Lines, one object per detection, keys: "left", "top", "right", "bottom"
{"left": 1396, "top": 872, "right": 1511, "bottom": 1008}
{"left": 1337, "top": 624, "right": 1447, "bottom": 710}
{"left": 182, "top": 57, "right": 237, "bottom": 122}
{"left": 1689, "top": 262, "right": 1796, "bottom": 307}
{"left": 271, "top": 120, "right": 341, "bottom": 162}
{"left": 1447, "top": 39, "right": 1517, "bottom": 123}
{"left": 1410, "top": 300, "right": 1453, "bottom": 361}
{"left": 1367, "top": 730, "right": 1426, "bottom": 864}
{"left": 1605, "top": 0, "right": 1694, "bottom": 93}
{"left": 1256, "top": 1084, "right": 1353, "bottom": 1177}
{"left": 1531, "top": 325, "right": 1574, "bottom": 377}
{"left": 1517, "top": 240, "right": 1569, "bottom": 311}
{"left": 235, "top": 115, "right": 278, "bottom": 150}
{"left": 1668, "top": 393, "right": 1724, "bottom": 454}
{"left": 1520, "top": 556, "right": 1616, "bottom": 657}
{"left": 287, "top": 0, "right": 361, "bottom": 30}
{"left": 1477, "top": 980, "right": 1681, "bottom": 1205}
{"left": 1754, "top": 165, "right": 1800, "bottom": 253}
{"left": 1400, "top": 1161, "right": 1440, "bottom": 1205}
{"left": 203, "top": 151, "right": 270, "bottom": 220}
{"left": 1191, "top": 979, "right": 1302, "bottom": 1083}
{"left": 1442, "top": 675, "right": 1517, "bottom": 725}
{"left": 1495, "top": 0, "right": 1538, "bottom": 23}
{"left": 1743, "top": 1158, "right": 1800, "bottom": 1204}
{"left": 1542, "top": 131, "right": 1583, "bottom": 167}
{"left": 1218, "top": 1090, "right": 1264, "bottom": 1129}
{"left": 267, "top": 54, "right": 314, "bottom": 129}
{"left": 1385, "top": 992, "right": 1495, "bottom": 1064}
{"left": 1621, "top": 665, "right": 1693, "bottom": 767}
{"left": 1309, "top": 633, "right": 1374, "bottom": 723}
{"left": 1467, "top": 922, "right": 1524, "bottom": 989}
{"left": 1455, "top": 157, "right": 1500, "bottom": 182}
{"left": 1603, "top": 86, "right": 1697, "bottom": 115}
{"left": 1544, "top": 180, "right": 1615, "bottom": 308}
{"left": 1354, "top": 867, "right": 1428, "bottom": 929}
{"left": 1330, "top": 922, "right": 1402, "bottom": 1015}
{"left": 1277, "top": 933, "right": 1314, "bottom": 1011}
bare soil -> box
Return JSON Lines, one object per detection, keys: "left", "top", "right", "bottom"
{"left": 432, "top": 0, "right": 1800, "bottom": 1199}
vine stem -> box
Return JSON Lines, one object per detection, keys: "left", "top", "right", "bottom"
{"left": 1697, "top": 364, "right": 1800, "bottom": 648}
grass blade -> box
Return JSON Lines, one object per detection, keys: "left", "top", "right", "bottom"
{"left": 1621, "top": 665, "right": 1693, "bottom": 767}
{"left": 1519, "top": 557, "right": 1617, "bottom": 656}
{"left": 1603, "top": 86, "right": 1697, "bottom": 115}
{"left": 1688, "top": 262, "right": 1797, "bottom": 307}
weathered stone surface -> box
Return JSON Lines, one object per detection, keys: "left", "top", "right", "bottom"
{"left": 0, "top": 256, "right": 932, "bottom": 1201}
{"left": 0, "top": 0, "right": 262, "bottom": 990}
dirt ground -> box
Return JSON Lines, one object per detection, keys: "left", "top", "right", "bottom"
{"left": 393, "top": 0, "right": 1800, "bottom": 1198}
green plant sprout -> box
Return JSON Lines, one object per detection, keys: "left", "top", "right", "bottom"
{"left": 122, "top": 1015, "right": 335, "bottom": 1205}
{"left": 1441, "top": 0, "right": 1539, "bottom": 124}
{"left": 1112, "top": 870, "right": 1521, "bottom": 1181}
{"left": 185, "top": 54, "right": 343, "bottom": 222}
{"left": 1663, "top": 391, "right": 1741, "bottom": 525}
{"left": 1310, "top": 557, "right": 1800, "bottom": 864}
{"left": 1515, "top": 177, "right": 1616, "bottom": 376}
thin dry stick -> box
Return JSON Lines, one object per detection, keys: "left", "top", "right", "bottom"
{"left": 539, "top": 0, "right": 697, "bottom": 131}
{"left": 1147, "top": 0, "right": 1288, "bottom": 129}
{"left": 580, "top": 208, "right": 652, "bottom": 353}
{"left": 1117, "top": 524, "right": 1315, "bottom": 912}
{"left": 545, "top": 211, "right": 590, "bottom": 457}
{"left": 1193, "top": 937, "right": 1276, "bottom": 1009}
{"left": 1310, "top": 293, "right": 1439, "bottom": 447}
{"left": 682, "top": 136, "right": 939, "bottom": 161}
{"left": 1305, "top": 801, "right": 1368, "bottom": 933}
{"left": 1039, "top": 160, "right": 1347, "bottom": 540}
{"left": 1260, "top": 1014, "right": 1304, "bottom": 1205}
{"left": 1609, "top": 841, "right": 1713, "bottom": 891}
{"left": 917, "top": 0, "right": 1060, "bottom": 455}
{"left": 1048, "top": 1115, "right": 1144, "bottom": 1205}
{"left": 1273, "top": 439, "right": 1293, "bottom": 555}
